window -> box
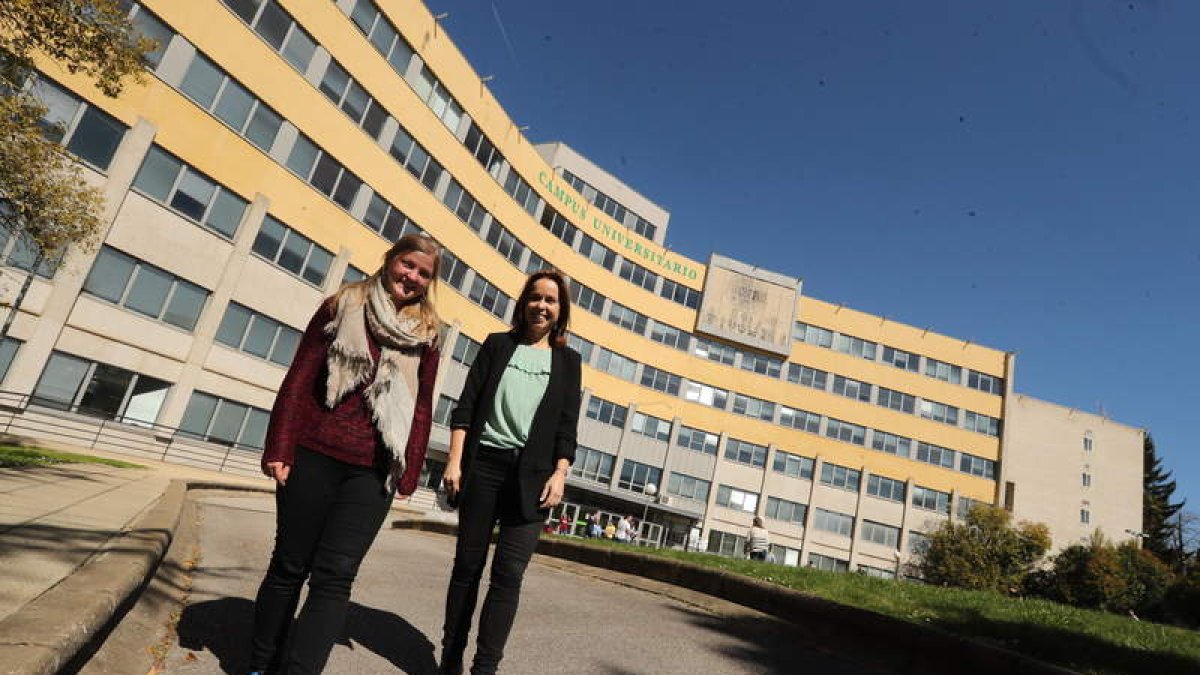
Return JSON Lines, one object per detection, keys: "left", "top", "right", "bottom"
{"left": 342, "top": 265, "right": 368, "bottom": 286}
{"left": 732, "top": 394, "right": 775, "bottom": 422}
{"left": 692, "top": 338, "right": 737, "bottom": 365}
{"left": 867, "top": 474, "right": 906, "bottom": 503}
{"left": 629, "top": 412, "right": 670, "bottom": 442}
{"left": 484, "top": 222, "right": 525, "bottom": 267}
{"left": 912, "top": 486, "right": 951, "bottom": 514}
{"left": 964, "top": 411, "right": 1001, "bottom": 436}
{"left": 32, "top": 352, "right": 169, "bottom": 425}
{"left": 341, "top": 0, "right": 415, "bottom": 77}
{"left": 871, "top": 430, "right": 912, "bottom": 458}
{"left": 779, "top": 406, "right": 821, "bottom": 433}
{"left": 363, "top": 193, "right": 422, "bottom": 243}
{"left": 724, "top": 438, "right": 768, "bottom": 468}
{"left": 834, "top": 334, "right": 877, "bottom": 361}
{"left": 566, "top": 333, "right": 594, "bottom": 363}
{"left": 859, "top": 566, "right": 896, "bottom": 579}
{"left": 571, "top": 446, "right": 615, "bottom": 484}
{"left": 31, "top": 78, "right": 126, "bottom": 171}
{"left": 715, "top": 485, "right": 759, "bottom": 513}
{"left": 876, "top": 387, "right": 916, "bottom": 414}
{"left": 118, "top": 2, "right": 174, "bottom": 70}
{"left": 676, "top": 425, "right": 718, "bottom": 455}
{"left": 285, "top": 134, "right": 363, "bottom": 210}
{"left": 649, "top": 320, "right": 690, "bottom": 351}
{"left": 882, "top": 346, "right": 920, "bottom": 372}
{"left": 772, "top": 451, "right": 814, "bottom": 480}
{"left": 467, "top": 275, "right": 511, "bottom": 319}
{"left": 1080, "top": 509, "right": 1091, "bottom": 525}
{"left": 924, "top": 358, "right": 962, "bottom": 384}
{"left": 639, "top": 365, "right": 681, "bottom": 395}
{"left": 178, "top": 391, "right": 269, "bottom": 449}
{"left": 632, "top": 215, "right": 657, "bottom": 241}
{"left": 740, "top": 353, "right": 782, "bottom": 378}
{"left": 957, "top": 496, "right": 982, "bottom": 520}
{"left": 967, "top": 370, "right": 1004, "bottom": 395}
{"left": 667, "top": 472, "right": 711, "bottom": 502}
{"left": 618, "top": 459, "right": 662, "bottom": 494}
{"left": 585, "top": 396, "right": 627, "bottom": 428}
{"left": 177, "top": 52, "right": 282, "bottom": 152}
{"left": 0, "top": 221, "right": 60, "bottom": 278}
{"left": 540, "top": 206, "right": 578, "bottom": 245}
{"left": 463, "top": 122, "right": 503, "bottom": 176}
{"left": 683, "top": 381, "right": 728, "bottom": 410}
{"left": 82, "top": 247, "right": 209, "bottom": 331}
{"left": 908, "top": 531, "right": 931, "bottom": 555}
{"left": 706, "top": 529, "right": 746, "bottom": 557}
{"left": 252, "top": 215, "right": 333, "bottom": 285}
{"left": 224, "top": 0, "right": 317, "bottom": 71}
{"left": 607, "top": 301, "right": 648, "bottom": 335}
{"left": 433, "top": 394, "right": 455, "bottom": 427}
{"left": 594, "top": 347, "right": 637, "bottom": 382}
{"left": 0, "top": 337, "right": 20, "bottom": 383}
{"left": 832, "top": 375, "right": 872, "bottom": 403}
{"left": 502, "top": 168, "right": 540, "bottom": 216}
{"left": 915, "top": 441, "right": 955, "bottom": 469}
{"left": 451, "top": 334, "right": 481, "bottom": 368}
{"left": 765, "top": 496, "right": 807, "bottom": 526}
{"left": 618, "top": 259, "right": 658, "bottom": 292}
{"left": 918, "top": 399, "right": 959, "bottom": 426}
{"left": 411, "top": 63, "right": 464, "bottom": 131}
{"left": 824, "top": 418, "right": 866, "bottom": 446}
{"left": 577, "top": 234, "right": 617, "bottom": 270}
{"left": 771, "top": 544, "right": 802, "bottom": 567}
{"left": 860, "top": 521, "right": 900, "bottom": 549}
{"left": 1083, "top": 432, "right": 1094, "bottom": 452}
{"left": 569, "top": 280, "right": 606, "bottom": 316}
{"left": 214, "top": 303, "right": 301, "bottom": 365}
{"left": 660, "top": 279, "right": 700, "bottom": 309}
{"left": 786, "top": 363, "right": 828, "bottom": 390}
{"left": 1082, "top": 472, "right": 1092, "bottom": 488}
{"left": 522, "top": 250, "right": 547, "bottom": 275}
{"left": 812, "top": 508, "right": 854, "bottom": 537}
{"left": 437, "top": 250, "right": 468, "bottom": 291}
{"left": 394, "top": 129, "right": 447, "bottom": 194}
{"left": 794, "top": 322, "right": 833, "bottom": 348}
{"left": 958, "top": 453, "right": 997, "bottom": 480}
{"left": 133, "top": 146, "right": 248, "bottom": 238}
{"left": 807, "top": 552, "right": 850, "bottom": 572}
{"left": 819, "top": 462, "right": 861, "bottom": 492}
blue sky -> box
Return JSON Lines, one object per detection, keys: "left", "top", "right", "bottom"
{"left": 433, "top": 1, "right": 1199, "bottom": 511}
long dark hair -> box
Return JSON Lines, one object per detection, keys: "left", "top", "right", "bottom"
{"left": 511, "top": 269, "right": 571, "bottom": 348}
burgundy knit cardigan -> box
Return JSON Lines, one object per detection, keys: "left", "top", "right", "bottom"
{"left": 261, "top": 300, "right": 440, "bottom": 496}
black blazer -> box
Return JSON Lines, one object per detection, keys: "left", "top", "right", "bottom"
{"left": 450, "top": 331, "right": 582, "bottom": 522}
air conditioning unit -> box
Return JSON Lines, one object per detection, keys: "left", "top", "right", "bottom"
{"left": 657, "top": 495, "right": 672, "bottom": 505}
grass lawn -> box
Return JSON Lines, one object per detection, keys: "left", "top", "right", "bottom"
{"left": 568, "top": 537, "right": 1199, "bottom": 675}
{"left": 0, "top": 444, "right": 143, "bottom": 469}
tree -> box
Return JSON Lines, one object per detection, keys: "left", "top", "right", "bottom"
{"left": 0, "top": 1, "right": 151, "bottom": 278}
{"left": 1143, "top": 433, "right": 1185, "bottom": 567}
{"left": 917, "top": 504, "right": 1051, "bottom": 593}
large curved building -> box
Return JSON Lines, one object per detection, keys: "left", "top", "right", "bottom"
{"left": 4, "top": 0, "right": 1142, "bottom": 574}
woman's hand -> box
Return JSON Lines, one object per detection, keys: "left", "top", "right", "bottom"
{"left": 442, "top": 461, "right": 463, "bottom": 500}
{"left": 264, "top": 461, "right": 291, "bottom": 486}
{"left": 539, "top": 468, "right": 567, "bottom": 509}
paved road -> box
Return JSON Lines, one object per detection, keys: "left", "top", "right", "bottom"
{"left": 162, "top": 493, "right": 893, "bottom": 674}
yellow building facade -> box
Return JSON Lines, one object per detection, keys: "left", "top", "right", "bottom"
{"left": 2, "top": 0, "right": 1139, "bottom": 575}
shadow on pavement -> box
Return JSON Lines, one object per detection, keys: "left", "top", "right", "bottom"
{"left": 177, "top": 596, "right": 437, "bottom": 674}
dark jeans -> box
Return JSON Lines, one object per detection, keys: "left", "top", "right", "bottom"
{"left": 250, "top": 447, "right": 393, "bottom": 674}
{"left": 441, "top": 447, "right": 542, "bottom": 675}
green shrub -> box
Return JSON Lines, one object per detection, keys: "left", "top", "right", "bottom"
{"left": 917, "top": 504, "right": 1050, "bottom": 593}
{"left": 1047, "top": 532, "right": 1173, "bottom": 615}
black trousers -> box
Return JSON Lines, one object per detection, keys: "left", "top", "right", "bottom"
{"left": 441, "top": 447, "right": 542, "bottom": 675}
{"left": 250, "top": 447, "right": 393, "bottom": 674}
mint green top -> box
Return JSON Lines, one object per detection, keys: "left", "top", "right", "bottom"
{"left": 479, "top": 344, "right": 552, "bottom": 450}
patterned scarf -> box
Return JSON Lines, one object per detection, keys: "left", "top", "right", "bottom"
{"left": 324, "top": 276, "right": 436, "bottom": 490}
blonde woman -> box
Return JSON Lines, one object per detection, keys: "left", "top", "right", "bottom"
{"left": 250, "top": 234, "right": 443, "bottom": 675}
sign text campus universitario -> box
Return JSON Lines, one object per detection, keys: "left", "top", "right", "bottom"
{"left": 538, "top": 171, "right": 699, "bottom": 281}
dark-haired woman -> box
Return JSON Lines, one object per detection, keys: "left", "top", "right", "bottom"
{"left": 249, "top": 234, "right": 444, "bottom": 675}
{"left": 439, "top": 269, "right": 582, "bottom": 675}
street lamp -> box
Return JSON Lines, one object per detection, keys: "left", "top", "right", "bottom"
{"left": 641, "top": 483, "right": 657, "bottom": 544}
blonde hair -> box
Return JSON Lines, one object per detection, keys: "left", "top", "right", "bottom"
{"left": 330, "top": 234, "right": 443, "bottom": 337}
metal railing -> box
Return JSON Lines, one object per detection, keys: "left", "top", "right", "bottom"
{"left": 0, "top": 389, "right": 264, "bottom": 479}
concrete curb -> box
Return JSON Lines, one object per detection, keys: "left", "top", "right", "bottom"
{"left": 0, "top": 480, "right": 273, "bottom": 675}
{"left": 393, "top": 519, "right": 1077, "bottom": 675}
